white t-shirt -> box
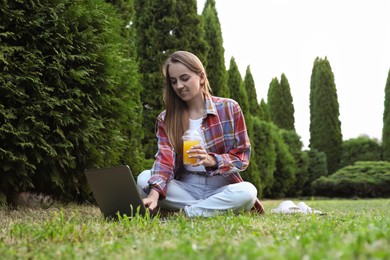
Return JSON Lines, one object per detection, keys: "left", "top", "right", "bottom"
{"left": 184, "top": 117, "right": 206, "bottom": 172}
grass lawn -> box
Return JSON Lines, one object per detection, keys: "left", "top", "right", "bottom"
{"left": 1, "top": 199, "right": 389, "bottom": 259}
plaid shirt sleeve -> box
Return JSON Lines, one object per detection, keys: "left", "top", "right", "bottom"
{"left": 145, "top": 111, "right": 175, "bottom": 199}
{"left": 203, "top": 97, "right": 251, "bottom": 176}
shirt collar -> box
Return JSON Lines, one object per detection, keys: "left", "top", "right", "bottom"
{"left": 203, "top": 94, "right": 217, "bottom": 117}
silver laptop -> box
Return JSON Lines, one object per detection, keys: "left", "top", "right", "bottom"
{"left": 85, "top": 165, "right": 146, "bottom": 219}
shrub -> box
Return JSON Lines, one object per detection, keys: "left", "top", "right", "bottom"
{"left": 265, "top": 128, "right": 296, "bottom": 198}
{"left": 280, "top": 129, "right": 308, "bottom": 197}
{"left": 340, "top": 136, "right": 382, "bottom": 168}
{"left": 0, "top": 0, "right": 143, "bottom": 202}
{"left": 252, "top": 118, "right": 276, "bottom": 196}
{"left": 301, "top": 149, "right": 328, "bottom": 195}
{"left": 312, "top": 161, "right": 390, "bottom": 198}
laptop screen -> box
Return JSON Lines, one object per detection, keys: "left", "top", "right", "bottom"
{"left": 85, "top": 165, "right": 146, "bottom": 219}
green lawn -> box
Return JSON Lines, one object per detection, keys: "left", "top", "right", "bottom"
{"left": 1, "top": 199, "right": 389, "bottom": 259}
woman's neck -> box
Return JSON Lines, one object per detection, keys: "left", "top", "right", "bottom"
{"left": 187, "top": 93, "right": 205, "bottom": 119}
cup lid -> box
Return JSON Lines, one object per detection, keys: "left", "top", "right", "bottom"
{"left": 182, "top": 129, "right": 202, "bottom": 140}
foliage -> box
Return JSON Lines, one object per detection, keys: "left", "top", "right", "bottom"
{"left": 0, "top": 0, "right": 143, "bottom": 201}
{"left": 309, "top": 57, "right": 342, "bottom": 174}
{"left": 280, "top": 130, "right": 308, "bottom": 197}
{"left": 201, "top": 0, "right": 229, "bottom": 97}
{"left": 134, "top": 0, "right": 207, "bottom": 159}
{"left": 340, "top": 136, "right": 382, "bottom": 168}
{"left": 267, "top": 77, "right": 280, "bottom": 124}
{"left": 312, "top": 161, "right": 390, "bottom": 198}
{"left": 244, "top": 66, "right": 260, "bottom": 116}
{"left": 1, "top": 200, "right": 389, "bottom": 259}
{"left": 268, "top": 74, "right": 295, "bottom": 130}
{"left": 258, "top": 99, "right": 271, "bottom": 122}
{"left": 226, "top": 57, "right": 260, "bottom": 190}
{"left": 302, "top": 149, "right": 328, "bottom": 195}
{"left": 227, "top": 57, "right": 249, "bottom": 111}
{"left": 266, "top": 128, "right": 296, "bottom": 198}
{"left": 252, "top": 118, "right": 276, "bottom": 196}
{"left": 383, "top": 69, "right": 390, "bottom": 161}
{"left": 134, "top": 0, "right": 177, "bottom": 159}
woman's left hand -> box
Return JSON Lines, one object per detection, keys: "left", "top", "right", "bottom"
{"left": 188, "top": 145, "right": 217, "bottom": 168}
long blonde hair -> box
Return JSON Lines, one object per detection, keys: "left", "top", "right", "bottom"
{"left": 162, "top": 51, "right": 211, "bottom": 168}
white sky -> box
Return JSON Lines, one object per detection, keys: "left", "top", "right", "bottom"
{"left": 197, "top": 0, "right": 390, "bottom": 148}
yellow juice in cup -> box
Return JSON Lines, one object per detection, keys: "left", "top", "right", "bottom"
{"left": 183, "top": 140, "right": 200, "bottom": 165}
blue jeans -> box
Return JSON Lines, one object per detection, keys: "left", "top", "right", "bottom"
{"left": 137, "top": 170, "right": 257, "bottom": 217}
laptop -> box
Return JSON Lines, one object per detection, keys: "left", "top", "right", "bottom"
{"left": 85, "top": 165, "right": 147, "bottom": 219}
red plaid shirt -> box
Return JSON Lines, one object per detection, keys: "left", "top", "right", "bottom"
{"left": 147, "top": 94, "right": 264, "bottom": 214}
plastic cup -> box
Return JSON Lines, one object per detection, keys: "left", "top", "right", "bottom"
{"left": 182, "top": 129, "right": 202, "bottom": 165}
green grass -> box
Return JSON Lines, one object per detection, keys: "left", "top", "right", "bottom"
{"left": 1, "top": 199, "right": 389, "bottom": 259}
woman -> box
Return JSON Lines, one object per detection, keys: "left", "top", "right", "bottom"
{"left": 137, "top": 51, "right": 265, "bottom": 217}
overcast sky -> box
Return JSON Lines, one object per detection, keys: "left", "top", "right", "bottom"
{"left": 197, "top": 0, "right": 390, "bottom": 148}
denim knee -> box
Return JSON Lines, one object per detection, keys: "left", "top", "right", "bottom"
{"left": 235, "top": 182, "right": 257, "bottom": 207}
{"left": 137, "top": 170, "right": 151, "bottom": 187}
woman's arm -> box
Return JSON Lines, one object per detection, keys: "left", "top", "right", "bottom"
{"left": 146, "top": 112, "right": 175, "bottom": 199}
{"left": 205, "top": 100, "right": 251, "bottom": 175}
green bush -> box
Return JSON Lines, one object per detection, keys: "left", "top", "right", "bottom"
{"left": 302, "top": 149, "right": 328, "bottom": 195}
{"left": 340, "top": 136, "right": 382, "bottom": 168}
{"left": 265, "top": 128, "right": 296, "bottom": 198}
{"left": 0, "top": 0, "right": 143, "bottom": 202}
{"left": 252, "top": 118, "right": 276, "bottom": 197}
{"left": 280, "top": 129, "right": 308, "bottom": 197}
{"left": 312, "top": 161, "right": 390, "bottom": 198}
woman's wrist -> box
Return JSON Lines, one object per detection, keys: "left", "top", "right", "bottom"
{"left": 148, "top": 188, "right": 160, "bottom": 200}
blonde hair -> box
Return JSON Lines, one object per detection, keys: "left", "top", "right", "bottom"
{"left": 162, "top": 51, "right": 211, "bottom": 169}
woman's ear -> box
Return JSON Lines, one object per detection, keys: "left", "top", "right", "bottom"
{"left": 200, "top": 72, "right": 206, "bottom": 85}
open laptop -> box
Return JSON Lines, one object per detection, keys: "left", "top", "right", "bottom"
{"left": 85, "top": 165, "right": 146, "bottom": 219}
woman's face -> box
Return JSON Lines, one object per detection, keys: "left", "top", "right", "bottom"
{"left": 168, "top": 62, "right": 204, "bottom": 102}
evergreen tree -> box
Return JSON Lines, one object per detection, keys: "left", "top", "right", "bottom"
{"left": 134, "top": 0, "right": 176, "bottom": 159}
{"left": 341, "top": 136, "right": 382, "bottom": 167}
{"left": 252, "top": 117, "right": 277, "bottom": 196}
{"left": 302, "top": 149, "right": 328, "bottom": 196}
{"left": 0, "top": 0, "right": 143, "bottom": 201}
{"left": 175, "top": 0, "right": 208, "bottom": 61}
{"left": 244, "top": 66, "right": 260, "bottom": 116}
{"left": 201, "top": 0, "right": 229, "bottom": 97}
{"left": 383, "top": 69, "right": 390, "bottom": 161}
{"left": 279, "top": 73, "right": 295, "bottom": 130}
{"left": 267, "top": 77, "right": 281, "bottom": 124}
{"left": 268, "top": 74, "right": 295, "bottom": 130}
{"left": 106, "top": 0, "right": 137, "bottom": 57}
{"left": 134, "top": 0, "right": 207, "bottom": 159}
{"left": 309, "top": 57, "right": 342, "bottom": 173}
{"left": 259, "top": 99, "right": 271, "bottom": 122}
{"left": 106, "top": 0, "right": 145, "bottom": 172}
{"left": 267, "top": 128, "right": 296, "bottom": 198}
{"left": 281, "top": 130, "right": 308, "bottom": 197}
{"left": 227, "top": 57, "right": 260, "bottom": 190}
{"left": 227, "top": 57, "right": 249, "bottom": 111}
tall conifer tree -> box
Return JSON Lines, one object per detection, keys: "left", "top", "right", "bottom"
{"left": 279, "top": 73, "right": 295, "bottom": 130}
{"left": 0, "top": 0, "right": 142, "bottom": 200}
{"left": 267, "top": 74, "right": 295, "bottom": 130}
{"left": 244, "top": 66, "right": 260, "bottom": 116}
{"left": 175, "top": 0, "right": 208, "bottom": 61}
{"left": 227, "top": 57, "right": 249, "bottom": 112}
{"left": 309, "top": 57, "right": 342, "bottom": 174}
{"left": 227, "top": 57, "right": 260, "bottom": 190}
{"left": 382, "top": 69, "right": 390, "bottom": 161}
{"left": 267, "top": 77, "right": 281, "bottom": 124}
{"left": 201, "top": 0, "right": 229, "bottom": 97}
{"left": 259, "top": 99, "right": 271, "bottom": 121}
{"left": 134, "top": 0, "right": 207, "bottom": 159}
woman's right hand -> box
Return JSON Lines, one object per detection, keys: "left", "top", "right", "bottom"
{"left": 143, "top": 189, "right": 159, "bottom": 212}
